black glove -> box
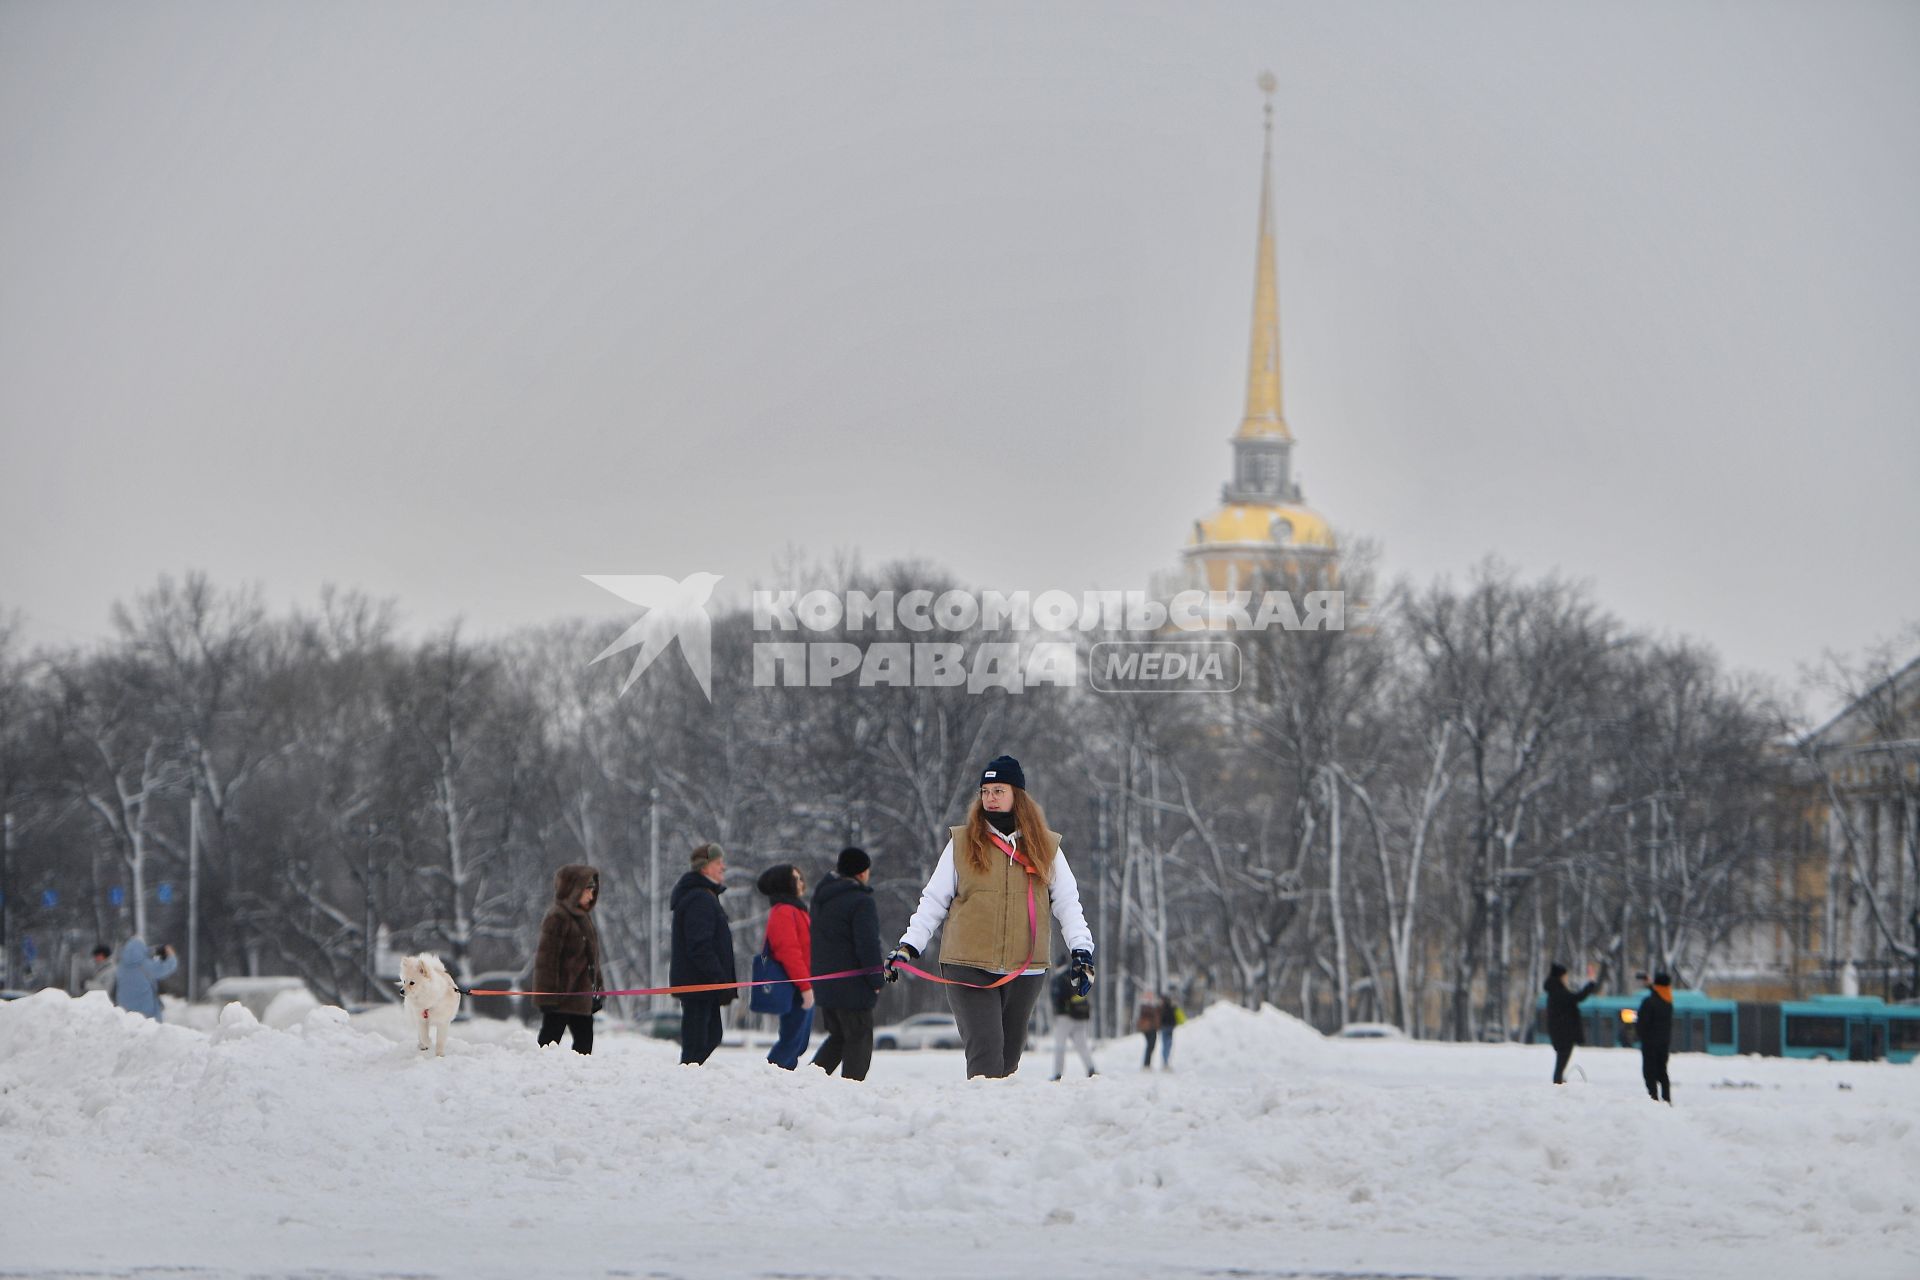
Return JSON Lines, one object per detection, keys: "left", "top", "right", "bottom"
{"left": 1071, "top": 949, "right": 1095, "bottom": 997}
{"left": 885, "top": 942, "right": 918, "bottom": 983}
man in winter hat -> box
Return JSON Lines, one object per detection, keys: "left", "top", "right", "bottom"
{"left": 1543, "top": 960, "right": 1604, "bottom": 1084}
{"left": 671, "top": 842, "right": 736, "bottom": 1065}
{"left": 810, "top": 845, "right": 886, "bottom": 1081}
{"left": 1637, "top": 971, "right": 1675, "bottom": 1104}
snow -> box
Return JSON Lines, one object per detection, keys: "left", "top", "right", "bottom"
{"left": 2, "top": 990, "right": 1914, "bottom": 1280}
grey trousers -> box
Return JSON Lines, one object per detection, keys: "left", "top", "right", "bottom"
{"left": 942, "top": 965, "right": 1045, "bottom": 1079}
{"left": 1052, "top": 1018, "right": 1095, "bottom": 1076}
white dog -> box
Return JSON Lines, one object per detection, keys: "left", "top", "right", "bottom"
{"left": 400, "top": 953, "right": 461, "bottom": 1057}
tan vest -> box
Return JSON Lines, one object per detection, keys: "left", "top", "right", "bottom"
{"left": 937, "top": 824, "right": 1060, "bottom": 973}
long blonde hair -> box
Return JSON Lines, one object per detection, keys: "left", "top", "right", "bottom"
{"left": 961, "top": 788, "right": 1058, "bottom": 884}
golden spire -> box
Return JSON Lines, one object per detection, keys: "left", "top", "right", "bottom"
{"left": 1238, "top": 71, "right": 1292, "bottom": 442}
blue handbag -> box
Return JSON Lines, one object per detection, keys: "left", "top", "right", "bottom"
{"left": 749, "top": 943, "right": 793, "bottom": 1014}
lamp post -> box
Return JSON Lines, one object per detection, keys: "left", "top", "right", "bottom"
{"left": 648, "top": 785, "right": 661, "bottom": 1013}
{"left": 187, "top": 791, "right": 200, "bottom": 1001}
{"left": 1090, "top": 791, "right": 1112, "bottom": 1039}
{"left": 1, "top": 810, "right": 12, "bottom": 990}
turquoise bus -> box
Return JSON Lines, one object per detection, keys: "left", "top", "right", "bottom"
{"left": 1532, "top": 990, "right": 1920, "bottom": 1062}
{"left": 1530, "top": 989, "right": 1739, "bottom": 1055}
{"left": 1741, "top": 995, "right": 1920, "bottom": 1063}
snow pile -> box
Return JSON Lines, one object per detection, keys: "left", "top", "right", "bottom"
{"left": 260, "top": 986, "right": 323, "bottom": 1029}
{"left": 3, "top": 989, "right": 1916, "bottom": 1279}
{"left": 1170, "top": 998, "right": 1331, "bottom": 1071}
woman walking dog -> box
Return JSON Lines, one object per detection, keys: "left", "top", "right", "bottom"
{"left": 533, "top": 864, "right": 603, "bottom": 1054}
{"left": 887, "top": 755, "right": 1095, "bottom": 1079}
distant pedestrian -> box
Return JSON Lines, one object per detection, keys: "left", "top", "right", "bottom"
{"left": 1049, "top": 961, "right": 1097, "bottom": 1080}
{"left": 887, "top": 755, "right": 1095, "bottom": 1079}
{"left": 84, "top": 944, "right": 116, "bottom": 998}
{"left": 671, "top": 842, "right": 736, "bottom": 1065}
{"left": 532, "top": 864, "right": 603, "bottom": 1055}
{"left": 756, "top": 863, "right": 815, "bottom": 1070}
{"left": 810, "top": 846, "right": 885, "bottom": 1081}
{"left": 1138, "top": 992, "right": 1179, "bottom": 1069}
{"left": 1137, "top": 994, "right": 1161, "bottom": 1068}
{"left": 1544, "top": 961, "right": 1604, "bottom": 1084}
{"left": 113, "top": 937, "right": 177, "bottom": 1020}
{"left": 1637, "top": 971, "right": 1674, "bottom": 1104}
{"left": 1157, "top": 994, "right": 1182, "bottom": 1067}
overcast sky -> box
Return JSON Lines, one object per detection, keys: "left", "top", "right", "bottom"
{"left": 2, "top": 0, "right": 1915, "bottom": 701}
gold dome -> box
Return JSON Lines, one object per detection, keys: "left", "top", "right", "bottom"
{"left": 1190, "top": 502, "right": 1335, "bottom": 551}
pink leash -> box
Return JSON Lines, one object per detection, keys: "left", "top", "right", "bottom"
{"left": 894, "top": 830, "right": 1041, "bottom": 990}
{"left": 472, "top": 833, "right": 1045, "bottom": 999}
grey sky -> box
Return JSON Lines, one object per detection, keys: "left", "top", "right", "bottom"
{"left": 3, "top": 1, "right": 1915, "bottom": 701}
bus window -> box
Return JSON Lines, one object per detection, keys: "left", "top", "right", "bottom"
{"left": 1710, "top": 1011, "right": 1733, "bottom": 1045}
{"left": 1890, "top": 1019, "right": 1920, "bottom": 1053}
{"left": 1785, "top": 1015, "right": 1847, "bottom": 1050}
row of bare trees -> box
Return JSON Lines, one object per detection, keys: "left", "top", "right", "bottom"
{"left": 0, "top": 566, "right": 1904, "bottom": 1038}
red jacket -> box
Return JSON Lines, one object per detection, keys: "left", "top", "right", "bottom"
{"left": 765, "top": 901, "right": 812, "bottom": 993}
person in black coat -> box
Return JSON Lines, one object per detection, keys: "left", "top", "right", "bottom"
{"left": 808, "top": 846, "right": 886, "bottom": 1081}
{"left": 1544, "top": 961, "right": 1603, "bottom": 1084}
{"left": 1637, "top": 972, "right": 1674, "bottom": 1104}
{"left": 670, "top": 842, "right": 736, "bottom": 1065}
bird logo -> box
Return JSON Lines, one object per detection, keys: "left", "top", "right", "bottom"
{"left": 583, "top": 573, "right": 723, "bottom": 699}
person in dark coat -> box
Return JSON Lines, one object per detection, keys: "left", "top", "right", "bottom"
{"left": 1544, "top": 961, "right": 1603, "bottom": 1084}
{"left": 809, "top": 846, "right": 885, "bottom": 1081}
{"left": 1155, "top": 993, "right": 1181, "bottom": 1068}
{"left": 1137, "top": 993, "right": 1163, "bottom": 1068}
{"left": 1637, "top": 971, "right": 1674, "bottom": 1104}
{"left": 533, "top": 864, "right": 603, "bottom": 1054}
{"left": 671, "top": 842, "right": 736, "bottom": 1065}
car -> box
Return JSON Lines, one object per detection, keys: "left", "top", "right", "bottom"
{"left": 874, "top": 1012, "right": 963, "bottom": 1051}
{"left": 636, "top": 1009, "right": 683, "bottom": 1041}
{"left": 466, "top": 970, "right": 534, "bottom": 1022}
{"left": 1334, "top": 1021, "right": 1409, "bottom": 1041}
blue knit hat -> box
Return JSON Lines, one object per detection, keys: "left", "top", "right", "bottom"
{"left": 981, "top": 755, "right": 1025, "bottom": 790}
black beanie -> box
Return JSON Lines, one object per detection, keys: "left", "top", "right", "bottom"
{"left": 981, "top": 755, "right": 1025, "bottom": 790}
{"left": 837, "top": 846, "right": 871, "bottom": 877}
{"left": 1548, "top": 963, "right": 1568, "bottom": 981}
{"left": 756, "top": 864, "right": 800, "bottom": 899}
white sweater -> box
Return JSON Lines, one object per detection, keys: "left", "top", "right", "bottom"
{"left": 901, "top": 830, "right": 1094, "bottom": 974}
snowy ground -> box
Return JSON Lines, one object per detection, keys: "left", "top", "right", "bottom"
{"left": 2, "top": 991, "right": 1914, "bottom": 1280}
